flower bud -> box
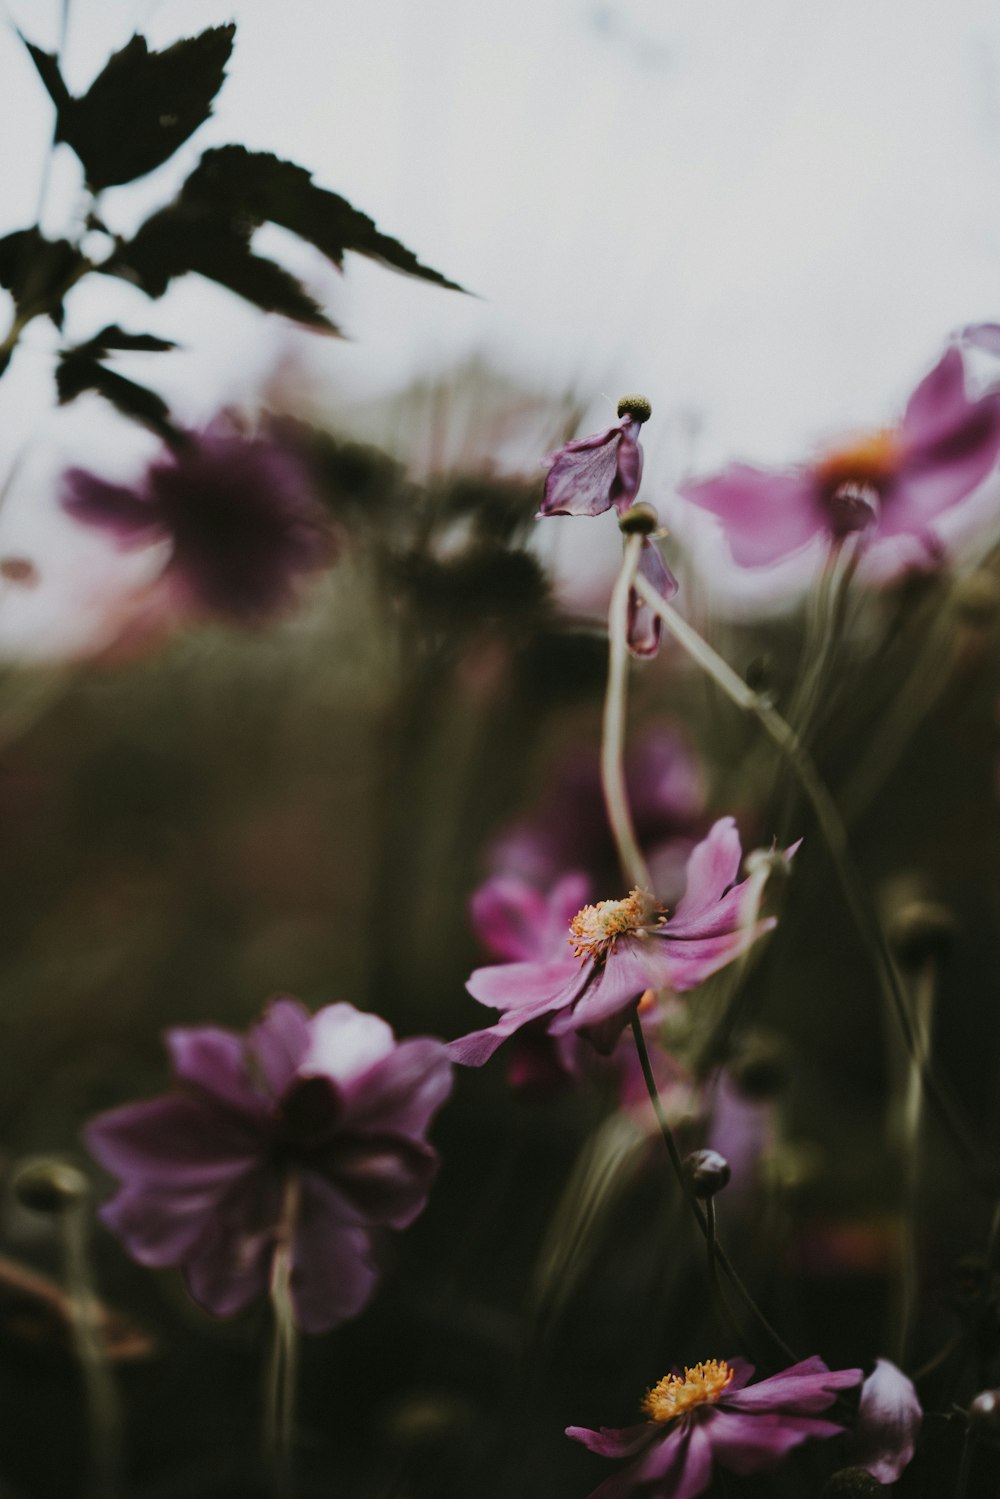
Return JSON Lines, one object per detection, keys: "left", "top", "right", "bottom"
{"left": 13, "top": 1158, "right": 90, "bottom": 1215}
{"left": 618, "top": 503, "right": 659, "bottom": 536}
{"left": 616, "top": 394, "right": 652, "bottom": 423}
{"left": 821, "top": 1468, "right": 882, "bottom": 1497}
{"left": 970, "top": 1388, "right": 1000, "bottom": 1440}
{"left": 685, "top": 1148, "right": 731, "bottom": 1198}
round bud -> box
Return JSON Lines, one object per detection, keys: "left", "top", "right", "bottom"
{"left": 888, "top": 899, "right": 956, "bottom": 969}
{"left": 970, "top": 1388, "right": 1000, "bottom": 1439}
{"left": 618, "top": 503, "right": 659, "bottom": 536}
{"left": 685, "top": 1148, "right": 731, "bottom": 1198}
{"left": 13, "top": 1157, "right": 90, "bottom": 1215}
{"left": 616, "top": 394, "right": 652, "bottom": 423}
{"left": 820, "top": 1469, "right": 881, "bottom": 1498}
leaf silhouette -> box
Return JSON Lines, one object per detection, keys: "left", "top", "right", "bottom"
{"left": 181, "top": 146, "right": 466, "bottom": 291}
{"left": 56, "top": 349, "right": 177, "bottom": 440}
{"left": 21, "top": 25, "right": 235, "bottom": 189}
{"left": 0, "top": 227, "right": 86, "bottom": 328}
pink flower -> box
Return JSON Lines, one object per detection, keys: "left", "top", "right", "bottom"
{"left": 850, "top": 1359, "right": 921, "bottom": 1484}
{"left": 450, "top": 818, "right": 782, "bottom": 1066}
{"left": 680, "top": 347, "right": 1000, "bottom": 570}
{"left": 85, "top": 998, "right": 452, "bottom": 1333}
{"left": 568, "top": 1355, "right": 862, "bottom": 1499}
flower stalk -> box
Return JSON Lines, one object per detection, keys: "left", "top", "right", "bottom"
{"left": 600, "top": 532, "right": 651, "bottom": 889}
{"left": 266, "top": 1173, "right": 302, "bottom": 1499}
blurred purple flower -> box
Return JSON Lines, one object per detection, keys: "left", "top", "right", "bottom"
{"left": 849, "top": 1359, "right": 921, "bottom": 1484}
{"left": 451, "top": 817, "right": 781, "bottom": 1066}
{"left": 86, "top": 998, "right": 452, "bottom": 1333}
{"left": 568, "top": 1355, "right": 861, "bottom": 1499}
{"left": 681, "top": 347, "right": 1000, "bottom": 569}
{"left": 62, "top": 421, "right": 333, "bottom": 623}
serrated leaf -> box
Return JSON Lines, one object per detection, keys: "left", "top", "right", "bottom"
{"left": 21, "top": 25, "right": 235, "bottom": 190}
{"left": 105, "top": 206, "right": 339, "bottom": 330}
{"left": 79, "top": 325, "right": 177, "bottom": 357}
{"left": 181, "top": 146, "right": 466, "bottom": 291}
{"left": 56, "top": 353, "right": 176, "bottom": 440}
{"left": 0, "top": 227, "right": 87, "bottom": 328}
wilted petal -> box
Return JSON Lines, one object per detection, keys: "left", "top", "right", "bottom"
{"left": 541, "top": 418, "right": 643, "bottom": 518}
{"left": 850, "top": 1358, "right": 921, "bottom": 1484}
{"left": 706, "top": 1409, "right": 846, "bottom": 1474}
{"left": 680, "top": 465, "right": 825, "bottom": 567}
{"left": 627, "top": 539, "right": 678, "bottom": 658}
{"left": 290, "top": 1172, "right": 379, "bottom": 1333}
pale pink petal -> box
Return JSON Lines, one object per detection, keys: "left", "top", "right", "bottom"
{"left": 302, "top": 1003, "right": 396, "bottom": 1085}
{"left": 247, "top": 996, "right": 312, "bottom": 1097}
{"left": 166, "top": 1026, "right": 269, "bottom": 1119}
{"left": 465, "top": 955, "right": 585, "bottom": 1013}
{"left": 342, "top": 1038, "right": 453, "bottom": 1138}
{"left": 669, "top": 818, "right": 743, "bottom": 928}
{"left": 470, "top": 877, "right": 562, "bottom": 962}
{"left": 627, "top": 540, "right": 677, "bottom": 658}
{"left": 680, "top": 466, "right": 825, "bottom": 567}
{"left": 850, "top": 1358, "right": 921, "bottom": 1484}
{"left": 706, "top": 1409, "right": 846, "bottom": 1474}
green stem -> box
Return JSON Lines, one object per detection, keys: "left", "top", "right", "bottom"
{"left": 896, "top": 956, "right": 937, "bottom": 1365}
{"left": 265, "top": 1175, "right": 301, "bottom": 1499}
{"left": 600, "top": 532, "right": 651, "bottom": 889}
{"left": 61, "top": 1199, "right": 121, "bottom": 1499}
{"left": 632, "top": 574, "right": 986, "bottom": 1177}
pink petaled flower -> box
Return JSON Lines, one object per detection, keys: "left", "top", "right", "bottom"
{"left": 540, "top": 395, "right": 678, "bottom": 656}
{"left": 61, "top": 418, "right": 333, "bottom": 623}
{"left": 451, "top": 817, "right": 783, "bottom": 1066}
{"left": 568, "top": 1355, "right": 862, "bottom": 1499}
{"left": 85, "top": 998, "right": 452, "bottom": 1333}
{"left": 680, "top": 347, "right": 1000, "bottom": 570}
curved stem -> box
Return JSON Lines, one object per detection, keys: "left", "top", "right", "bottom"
{"left": 600, "top": 533, "right": 651, "bottom": 889}
{"left": 61, "top": 1198, "right": 121, "bottom": 1499}
{"left": 265, "top": 1175, "right": 301, "bottom": 1499}
{"left": 632, "top": 574, "right": 986, "bottom": 1177}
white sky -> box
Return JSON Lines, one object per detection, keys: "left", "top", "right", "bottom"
{"left": 2, "top": 0, "right": 1000, "bottom": 651}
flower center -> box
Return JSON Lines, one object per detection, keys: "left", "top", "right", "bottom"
{"left": 567, "top": 889, "right": 662, "bottom": 962}
{"left": 814, "top": 429, "right": 898, "bottom": 538}
{"left": 641, "top": 1360, "right": 734, "bottom": 1423}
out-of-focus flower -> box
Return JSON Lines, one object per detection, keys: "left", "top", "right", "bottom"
{"left": 680, "top": 347, "right": 1000, "bottom": 570}
{"left": 451, "top": 818, "right": 783, "bottom": 1066}
{"left": 849, "top": 1359, "right": 921, "bottom": 1484}
{"left": 568, "top": 1355, "right": 862, "bottom": 1499}
{"left": 540, "top": 398, "right": 651, "bottom": 518}
{"left": 86, "top": 998, "right": 452, "bottom": 1333}
{"left": 61, "top": 420, "right": 333, "bottom": 623}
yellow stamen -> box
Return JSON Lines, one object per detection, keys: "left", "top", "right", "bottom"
{"left": 814, "top": 428, "right": 898, "bottom": 490}
{"left": 567, "top": 889, "right": 663, "bottom": 962}
{"left": 641, "top": 1360, "right": 734, "bottom": 1423}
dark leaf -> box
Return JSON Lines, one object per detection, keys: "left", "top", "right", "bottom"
{"left": 0, "top": 227, "right": 87, "bottom": 328}
{"left": 106, "top": 205, "right": 338, "bottom": 329}
{"left": 181, "top": 146, "right": 466, "bottom": 291}
{"left": 21, "top": 26, "right": 235, "bottom": 190}
{"left": 77, "top": 325, "right": 177, "bottom": 357}
{"left": 56, "top": 352, "right": 176, "bottom": 440}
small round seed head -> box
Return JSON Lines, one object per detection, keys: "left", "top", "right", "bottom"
{"left": 685, "top": 1148, "right": 731, "bottom": 1198}
{"left": 616, "top": 394, "right": 652, "bottom": 423}
{"left": 13, "top": 1158, "right": 90, "bottom": 1214}
{"left": 618, "top": 503, "right": 659, "bottom": 536}
{"left": 821, "top": 1469, "right": 882, "bottom": 1498}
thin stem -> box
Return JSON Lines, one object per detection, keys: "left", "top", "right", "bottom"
{"left": 632, "top": 574, "right": 986, "bottom": 1177}
{"left": 601, "top": 533, "right": 651, "bottom": 889}
{"left": 897, "top": 956, "right": 937, "bottom": 1365}
{"left": 265, "top": 1175, "right": 301, "bottom": 1499}
{"left": 954, "top": 1425, "right": 973, "bottom": 1499}
{"left": 61, "top": 1199, "right": 121, "bottom": 1499}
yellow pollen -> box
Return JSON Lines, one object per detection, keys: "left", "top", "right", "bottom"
{"left": 814, "top": 427, "right": 898, "bottom": 490}
{"left": 641, "top": 1361, "right": 734, "bottom": 1423}
{"left": 567, "top": 889, "right": 662, "bottom": 961}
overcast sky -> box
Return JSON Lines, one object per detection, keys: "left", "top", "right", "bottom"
{"left": 2, "top": 0, "right": 1000, "bottom": 651}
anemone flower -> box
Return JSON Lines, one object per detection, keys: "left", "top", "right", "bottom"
{"left": 568, "top": 1356, "right": 861, "bottom": 1499}
{"left": 62, "top": 419, "right": 333, "bottom": 623}
{"left": 680, "top": 346, "right": 1000, "bottom": 570}
{"left": 86, "top": 998, "right": 452, "bottom": 1333}
{"left": 451, "top": 817, "right": 784, "bottom": 1066}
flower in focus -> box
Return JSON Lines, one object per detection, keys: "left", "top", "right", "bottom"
{"left": 86, "top": 998, "right": 452, "bottom": 1333}
{"left": 451, "top": 817, "right": 784, "bottom": 1066}
{"left": 680, "top": 347, "right": 1000, "bottom": 570}
{"left": 61, "top": 419, "right": 333, "bottom": 623}
{"left": 568, "top": 1355, "right": 862, "bottom": 1499}
{"left": 849, "top": 1358, "right": 921, "bottom": 1484}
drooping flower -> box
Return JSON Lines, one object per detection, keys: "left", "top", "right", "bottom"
{"left": 85, "top": 998, "right": 452, "bottom": 1333}
{"left": 849, "top": 1359, "right": 921, "bottom": 1484}
{"left": 61, "top": 418, "right": 333, "bottom": 623}
{"left": 680, "top": 347, "right": 1000, "bottom": 570}
{"left": 568, "top": 1355, "right": 862, "bottom": 1499}
{"left": 539, "top": 396, "right": 678, "bottom": 656}
{"left": 451, "top": 817, "right": 784, "bottom": 1066}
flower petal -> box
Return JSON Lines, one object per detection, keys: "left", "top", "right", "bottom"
{"left": 61, "top": 470, "right": 166, "bottom": 547}
{"left": 668, "top": 818, "right": 743, "bottom": 930}
{"left": 706, "top": 1409, "right": 846, "bottom": 1475}
{"left": 565, "top": 1422, "right": 656, "bottom": 1458}
{"left": 627, "top": 539, "right": 678, "bottom": 658}
{"left": 850, "top": 1358, "right": 921, "bottom": 1484}
{"left": 901, "top": 347, "right": 971, "bottom": 441}
{"left": 465, "top": 955, "right": 585, "bottom": 1013}
{"left": 541, "top": 426, "right": 625, "bottom": 517}
{"left": 182, "top": 1167, "right": 282, "bottom": 1319}
{"left": 661, "top": 917, "right": 777, "bottom": 991}
{"left": 289, "top": 1172, "right": 379, "bottom": 1333}
{"left": 635, "top": 1419, "right": 715, "bottom": 1498}
{"left": 166, "top": 1026, "right": 269, "bottom": 1119}
{"left": 449, "top": 992, "right": 579, "bottom": 1067}
{"left": 247, "top": 996, "right": 312, "bottom": 1098}
{"left": 679, "top": 465, "right": 825, "bottom": 567}
{"left": 555, "top": 937, "right": 673, "bottom": 1034}
{"left": 724, "top": 1356, "right": 861, "bottom": 1413}
{"left": 325, "top": 1133, "right": 439, "bottom": 1228}
{"left": 85, "top": 1094, "right": 264, "bottom": 1186}
{"left": 99, "top": 1179, "right": 230, "bottom": 1267}
{"left": 301, "top": 1003, "right": 396, "bottom": 1086}
{"left": 342, "top": 1038, "right": 453, "bottom": 1139}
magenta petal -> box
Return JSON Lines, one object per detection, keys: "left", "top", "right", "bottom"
{"left": 557, "top": 938, "right": 673, "bottom": 1032}
{"left": 99, "top": 1180, "right": 227, "bottom": 1267}
{"left": 61, "top": 469, "right": 166, "bottom": 547}
{"left": 661, "top": 917, "right": 776, "bottom": 991}
{"left": 248, "top": 996, "right": 312, "bottom": 1097}
{"left": 343, "top": 1039, "right": 453, "bottom": 1138}
{"left": 669, "top": 817, "right": 743, "bottom": 929}
{"left": 166, "top": 1026, "right": 268, "bottom": 1119}
{"left": 724, "top": 1357, "right": 862, "bottom": 1413}
{"left": 707, "top": 1409, "right": 846, "bottom": 1475}
{"left": 901, "top": 347, "right": 970, "bottom": 441}
{"left": 465, "top": 955, "right": 585, "bottom": 1013}
{"left": 182, "top": 1168, "right": 281, "bottom": 1318}
{"left": 449, "top": 992, "right": 575, "bottom": 1067}
{"left": 328, "top": 1134, "right": 438, "bottom": 1227}
{"left": 635, "top": 1420, "right": 714, "bottom": 1498}
{"left": 541, "top": 426, "right": 624, "bottom": 516}
{"left": 470, "top": 877, "right": 559, "bottom": 962}
{"left": 680, "top": 465, "right": 825, "bottom": 567}
{"left": 565, "top": 1423, "right": 655, "bottom": 1459}
{"left": 612, "top": 420, "right": 644, "bottom": 513}
{"left": 290, "top": 1172, "right": 379, "bottom": 1333}
{"left": 886, "top": 393, "right": 1000, "bottom": 534}
{"left": 850, "top": 1358, "right": 921, "bottom": 1484}
{"left": 627, "top": 539, "right": 678, "bottom": 658}
{"left": 85, "top": 1095, "right": 263, "bottom": 1185}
